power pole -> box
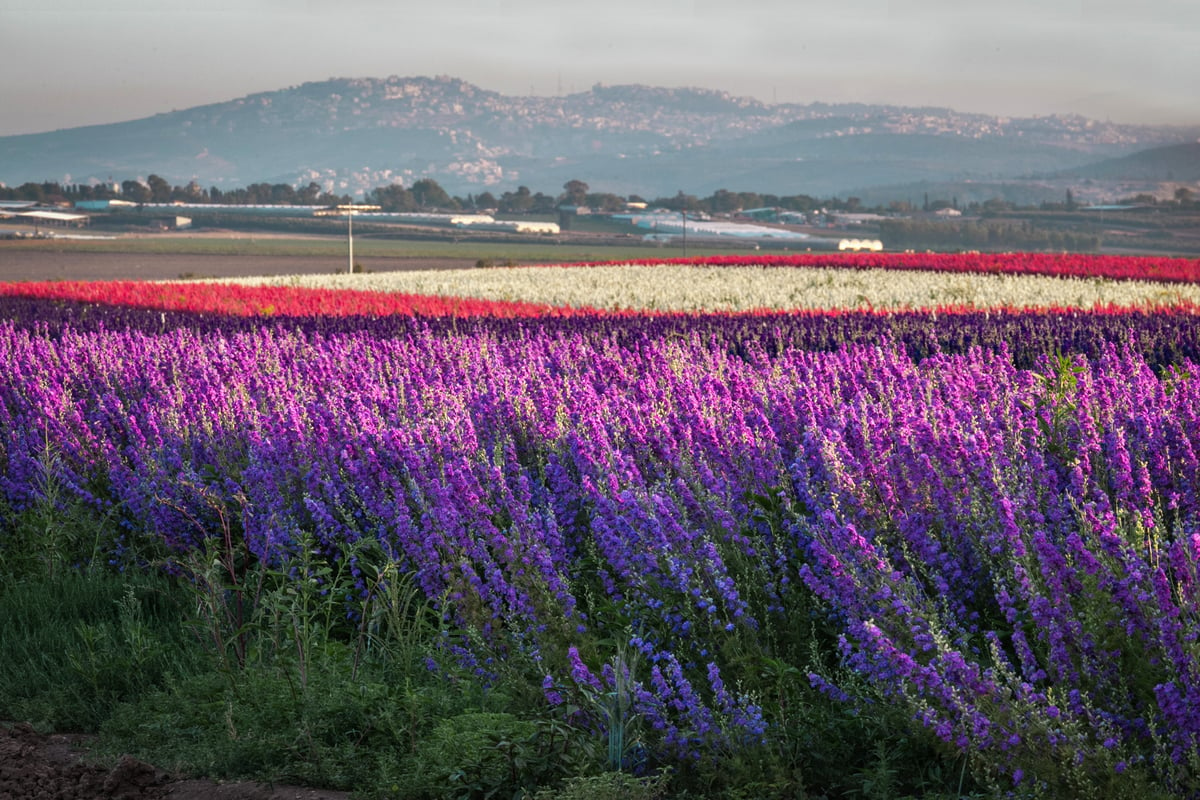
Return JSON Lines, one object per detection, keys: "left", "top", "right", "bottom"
{"left": 314, "top": 204, "right": 381, "bottom": 273}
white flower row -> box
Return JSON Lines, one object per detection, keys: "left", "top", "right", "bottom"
{"left": 200, "top": 264, "right": 1200, "bottom": 312}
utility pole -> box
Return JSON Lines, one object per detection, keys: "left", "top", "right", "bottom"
{"left": 314, "top": 204, "right": 381, "bottom": 273}
{"left": 681, "top": 207, "right": 687, "bottom": 258}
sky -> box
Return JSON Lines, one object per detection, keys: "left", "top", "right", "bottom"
{"left": 2, "top": 0, "right": 1198, "bottom": 137}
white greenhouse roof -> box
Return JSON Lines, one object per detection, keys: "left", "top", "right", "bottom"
{"left": 18, "top": 210, "right": 90, "bottom": 222}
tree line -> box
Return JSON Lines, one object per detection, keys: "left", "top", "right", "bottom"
{"left": 877, "top": 219, "right": 1101, "bottom": 252}
{"left": 0, "top": 178, "right": 350, "bottom": 207}
{"left": 4, "top": 175, "right": 1196, "bottom": 217}
{"left": 0, "top": 176, "right": 850, "bottom": 216}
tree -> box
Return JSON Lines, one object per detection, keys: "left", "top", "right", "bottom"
{"left": 410, "top": 178, "right": 451, "bottom": 209}
{"left": 709, "top": 189, "right": 741, "bottom": 213}
{"left": 981, "top": 197, "right": 1014, "bottom": 214}
{"left": 779, "top": 194, "right": 817, "bottom": 212}
{"left": 531, "top": 192, "right": 557, "bottom": 214}
{"left": 121, "top": 179, "right": 150, "bottom": 203}
{"left": 736, "top": 191, "right": 764, "bottom": 211}
{"left": 87, "top": 182, "right": 115, "bottom": 200}
{"left": 498, "top": 186, "right": 534, "bottom": 213}
{"left": 297, "top": 182, "right": 323, "bottom": 205}
{"left": 585, "top": 192, "right": 626, "bottom": 212}
{"left": 146, "top": 174, "right": 172, "bottom": 203}
{"left": 653, "top": 190, "right": 700, "bottom": 212}
{"left": 474, "top": 191, "right": 498, "bottom": 210}
{"left": 178, "top": 180, "right": 204, "bottom": 202}
{"left": 15, "top": 182, "right": 46, "bottom": 202}
{"left": 268, "top": 183, "right": 296, "bottom": 204}
{"left": 368, "top": 183, "right": 416, "bottom": 212}
{"left": 560, "top": 179, "right": 589, "bottom": 207}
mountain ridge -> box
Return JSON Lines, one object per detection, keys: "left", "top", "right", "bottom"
{"left": 3, "top": 75, "right": 1197, "bottom": 199}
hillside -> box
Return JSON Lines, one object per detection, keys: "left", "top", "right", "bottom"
{"left": 2, "top": 75, "right": 1197, "bottom": 198}
{"left": 1060, "top": 142, "right": 1200, "bottom": 182}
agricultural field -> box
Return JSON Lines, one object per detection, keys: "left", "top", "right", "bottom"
{"left": 213, "top": 260, "right": 1200, "bottom": 313}
{"left": 0, "top": 231, "right": 752, "bottom": 283}
{"left": 1, "top": 252, "right": 1199, "bottom": 799}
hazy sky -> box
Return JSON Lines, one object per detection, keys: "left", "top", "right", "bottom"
{"left": 2, "top": 0, "right": 1198, "bottom": 137}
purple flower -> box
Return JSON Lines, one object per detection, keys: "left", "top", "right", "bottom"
{"left": 568, "top": 646, "right": 603, "bottom": 691}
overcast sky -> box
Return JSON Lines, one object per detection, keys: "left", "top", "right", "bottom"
{"left": 2, "top": 0, "right": 1197, "bottom": 137}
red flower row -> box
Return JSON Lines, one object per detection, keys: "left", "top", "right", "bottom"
{"left": 0, "top": 280, "right": 589, "bottom": 318}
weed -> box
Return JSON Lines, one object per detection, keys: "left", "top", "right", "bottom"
{"left": 531, "top": 770, "right": 670, "bottom": 800}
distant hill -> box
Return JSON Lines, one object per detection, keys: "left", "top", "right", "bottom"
{"left": 1060, "top": 142, "right": 1200, "bottom": 182}
{"left": 2, "top": 75, "right": 1197, "bottom": 198}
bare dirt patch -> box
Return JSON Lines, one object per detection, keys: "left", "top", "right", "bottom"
{"left": 0, "top": 723, "right": 351, "bottom": 800}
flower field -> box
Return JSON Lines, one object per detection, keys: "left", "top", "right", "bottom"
{"left": 2, "top": 252, "right": 1200, "bottom": 797}
{"left": 201, "top": 263, "right": 1200, "bottom": 314}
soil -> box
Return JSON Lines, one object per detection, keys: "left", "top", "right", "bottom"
{"left": 0, "top": 249, "right": 478, "bottom": 283}
{"left": 0, "top": 723, "right": 352, "bottom": 800}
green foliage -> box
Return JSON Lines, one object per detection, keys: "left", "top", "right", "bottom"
{"left": 532, "top": 770, "right": 670, "bottom": 800}
{"left": 99, "top": 652, "right": 398, "bottom": 789}
{"left": 0, "top": 459, "right": 204, "bottom": 731}
{"left": 0, "top": 570, "right": 204, "bottom": 730}
{"left": 382, "top": 712, "right": 540, "bottom": 799}
{"left": 1019, "top": 351, "right": 1088, "bottom": 466}
{"left": 0, "top": 447, "right": 113, "bottom": 580}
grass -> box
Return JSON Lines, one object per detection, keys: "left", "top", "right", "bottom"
{"left": 0, "top": 569, "right": 206, "bottom": 731}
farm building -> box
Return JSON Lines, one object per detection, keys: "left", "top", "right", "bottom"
{"left": 74, "top": 199, "right": 140, "bottom": 211}
{"left": 457, "top": 219, "right": 560, "bottom": 234}
{"left": 149, "top": 216, "right": 193, "bottom": 231}
{"left": 11, "top": 210, "right": 90, "bottom": 228}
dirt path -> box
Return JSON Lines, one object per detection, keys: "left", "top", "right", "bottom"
{"left": 0, "top": 723, "right": 351, "bottom": 800}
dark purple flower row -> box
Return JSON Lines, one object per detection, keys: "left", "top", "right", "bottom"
{"left": 2, "top": 298, "right": 1199, "bottom": 787}
{"left": 4, "top": 295, "right": 1200, "bottom": 370}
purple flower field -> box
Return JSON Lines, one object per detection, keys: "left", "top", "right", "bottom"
{"left": 2, "top": 296, "right": 1199, "bottom": 794}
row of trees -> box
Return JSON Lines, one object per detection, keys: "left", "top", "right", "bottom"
{"left": 877, "top": 219, "right": 1101, "bottom": 251}
{"left": 4, "top": 175, "right": 1194, "bottom": 218}
{"left": 0, "top": 177, "right": 350, "bottom": 207}
{"left": 0, "top": 176, "right": 854, "bottom": 216}
{"left": 372, "top": 180, "right": 632, "bottom": 213}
